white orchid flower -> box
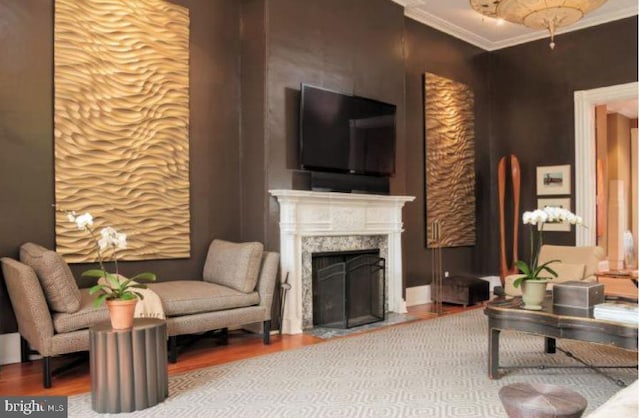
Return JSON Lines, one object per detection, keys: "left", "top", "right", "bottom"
{"left": 98, "top": 237, "right": 109, "bottom": 251}
{"left": 522, "top": 206, "right": 582, "bottom": 227}
{"left": 75, "top": 213, "right": 94, "bottom": 230}
{"left": 116, "top": 233, "right": 127, "bottom": 250}
{"left": 522, "top": 211, "right": 536, "bottom": 225}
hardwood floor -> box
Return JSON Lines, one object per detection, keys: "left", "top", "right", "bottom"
{"left": 0, "top": 303, "right": 476, "bottom": 397}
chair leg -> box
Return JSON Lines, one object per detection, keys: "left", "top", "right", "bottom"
{"left": 220, "top": 328, "right": 229, "bottom": 345}
{"left": 263, "top": 320, "right": 271, "bottom": 345}
{"left": 43, "top": 357, "right": 52, "bottom": 388}
{"left": 168, "top": 336, "right": 177, "bottom": 364}
{"left": 20, "top": 337, "right": 30, "bottom": 363}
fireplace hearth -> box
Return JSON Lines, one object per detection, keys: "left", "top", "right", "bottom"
{"left": 313, "top": 249, "right": 385, "bottom": 329}
{"left": 270, "top": 189, "right": 414, "bottom": 334}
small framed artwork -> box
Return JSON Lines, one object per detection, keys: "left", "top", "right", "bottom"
{"left": 537, "top": 198, "right": 571, "bottom": 231}
{"left": 536, "top": 164, "right": 571, "bottom": 195}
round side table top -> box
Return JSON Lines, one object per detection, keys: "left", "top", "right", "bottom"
{"left": 91, "top": 318, "right": 166, "bottom": 333}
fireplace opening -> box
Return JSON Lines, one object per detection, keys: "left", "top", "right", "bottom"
{"left": 312, "top": 249, "right": 385, "bottom": 329}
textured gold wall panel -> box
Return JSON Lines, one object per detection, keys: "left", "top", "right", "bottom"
{"left": 424, "top": 73, "right": 475, "bottom": 248}
{"left": 54, "top": 0, "right": 190, "bottom": 262}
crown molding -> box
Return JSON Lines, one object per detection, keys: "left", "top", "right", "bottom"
{"left": 401, "top": 3, "right": 638, "bottom": 51}
{"left": 404, "top": 8, "right": 495, "bottom": 50}
{"left": 489, "top": 5, "right": 639, "bottom": 50}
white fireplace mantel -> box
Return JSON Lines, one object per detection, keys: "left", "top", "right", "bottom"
{"left": 270, "top": 189, "right": 415, "bottom": 334}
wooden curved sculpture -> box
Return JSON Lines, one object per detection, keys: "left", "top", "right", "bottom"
{"left": 510, "top": 155, "right": 521, "bottom": 275}
{"left": 497, "top": 155, "right": 521, "bottom": 284}
{"left": 498, "top": 157, "right": 508, "bottom": 282}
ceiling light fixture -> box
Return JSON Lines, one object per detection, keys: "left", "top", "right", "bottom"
{"left": 469, "top": 0, "right": 609, "bottom": 49}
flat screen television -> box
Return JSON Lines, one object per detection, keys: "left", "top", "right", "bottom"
{"left": 299, "top": 84, "right": 396, "bottom": 177}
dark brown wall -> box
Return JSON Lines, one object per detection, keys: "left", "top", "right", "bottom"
{"left": 489, "top": 17, "right": 638, "bottom": 270}
{"left": 0, "top": 0, "right": 243, "bottom": 333}
{"left": 260, "top": 0, "right": 408, "bottom": 253}
{"left": 240, "top": 0, "right": 268, "bottom": 243}
{"left": 403, "top": 18, "right": 491, "bottom": 287}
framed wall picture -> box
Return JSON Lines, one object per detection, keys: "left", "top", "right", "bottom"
{"left": 537, "top": 198, "right": 572, "bottom": 231}
{"left": 536, "top": 164, "right": 571, "bottom": 195}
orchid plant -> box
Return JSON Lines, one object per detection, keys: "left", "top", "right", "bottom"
{"left": 513, "top": 206, "right": 583, "bottom": 289}
{"left": 67, "top": 211, "right": 156, "bottom": 307}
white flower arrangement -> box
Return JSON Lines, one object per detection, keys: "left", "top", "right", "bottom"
{"left": 514, "top": 206, "right": 583, "bottom": 289}
{"left": 67, "top": 212, "right": 128, "bottom": 268}
{"left": 522, "top": 207, "right": 583, "bottom": 227}
{"left": 66, "top": 211, "right": 155, "bottom": 307}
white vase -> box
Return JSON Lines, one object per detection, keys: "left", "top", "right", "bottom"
{"left": 521, "top": 280, "right": 549, "bottom": 310}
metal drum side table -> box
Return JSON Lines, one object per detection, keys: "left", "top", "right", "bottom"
{"left": 90, "top": 318, "right": 168, "bottom": 413}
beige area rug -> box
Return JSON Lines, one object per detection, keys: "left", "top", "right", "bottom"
{"left": 68, "top": 309, "right": 638, "bottom": 417}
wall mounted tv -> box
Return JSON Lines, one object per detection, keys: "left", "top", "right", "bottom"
{"left": 299, "top": 84, "right": 396, "bottom": 177}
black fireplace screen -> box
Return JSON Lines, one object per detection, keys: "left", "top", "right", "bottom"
{"left": 312, "top": 249, "right": 385, "bottom": 329}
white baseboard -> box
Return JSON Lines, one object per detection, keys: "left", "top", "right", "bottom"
{"left": 406, "top": 285, "right": 432, "bottom": 306}
{"left": 0, "top": 332, "right": 21, "bottom": 365}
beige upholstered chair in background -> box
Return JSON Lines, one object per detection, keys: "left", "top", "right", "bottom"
{"left": 505, "top": 245, "right": 606, "bottom": 297}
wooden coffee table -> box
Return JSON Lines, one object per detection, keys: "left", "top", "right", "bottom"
{"left": 484, "top": 296, "right": 638, "bottom": 380}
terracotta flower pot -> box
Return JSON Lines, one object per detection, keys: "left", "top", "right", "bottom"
{"left": 521, "top": 280, "right": 550, "bottom": 310}
{"left": 106, "top": 299, "right": 137, "bottom": 330}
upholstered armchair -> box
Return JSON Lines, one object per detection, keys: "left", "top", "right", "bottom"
{"left": 505, "top": 245, "right": 606, "bottom": 297}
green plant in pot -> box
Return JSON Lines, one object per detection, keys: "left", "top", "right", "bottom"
{"left": 67, "top": 212, "right": 156, "bottom": 329}
{"left": 514, "top": 206, "right": 582, "bottom": 310}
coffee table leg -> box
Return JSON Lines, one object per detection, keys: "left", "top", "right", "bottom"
{"left": 545, "top": 337, "right": 556, "bottom": 353}
{"left": 489, "top": 327, "right": 501, "bottom": 379}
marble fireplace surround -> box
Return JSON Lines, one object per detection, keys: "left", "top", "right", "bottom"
{"left": 270, "top": 190, "right": 415, "bottom": 334}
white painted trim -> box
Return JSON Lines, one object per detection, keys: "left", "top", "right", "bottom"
{"left": 270, "top": 190, "right": 415, "bottom": 334}
{"left": 0, "top": 332, "right": 21, "bottom": 365}
{"left": 406, "top": 285, "right": 432, "bottom": 306}
{"left": 404, "top": 9, "right": 495, "bottom": 51}
{"left": 574, "top": 82, "right": 639, "bottom": 246}
{"left": 401, "top": 4, "right": 637, "bottom": 51}
{"left": 488, "top": 5, "right": 639, "bottom": 51}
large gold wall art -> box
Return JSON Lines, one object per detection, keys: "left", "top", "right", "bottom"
{"left": 54, "top": 0, "right": 190, "bottom": 262}
{"left": 424, "top": 73, "right": 476, "bottom": 248}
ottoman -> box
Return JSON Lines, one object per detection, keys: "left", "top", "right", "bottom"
{"left": 439, "top": 275, "right": 490, "bottom": 307}
{"left": 499, "top": 382, "right": 588, "bottom": 418}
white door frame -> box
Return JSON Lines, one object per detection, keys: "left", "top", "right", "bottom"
{"left": 574, "top": 82, "right": 638, "bottom": 246}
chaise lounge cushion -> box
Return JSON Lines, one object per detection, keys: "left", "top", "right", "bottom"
{"left": 20, "top": 243, "right": 82, "bottom": 313}
{"left": 149, "top": 281, "right": 260, "bottom": 316}
{"left": 52, "top": 289, "right": 109, "bottom": 333}
{"left": 203, "top": 240, "right": 264, "bottom": 293}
